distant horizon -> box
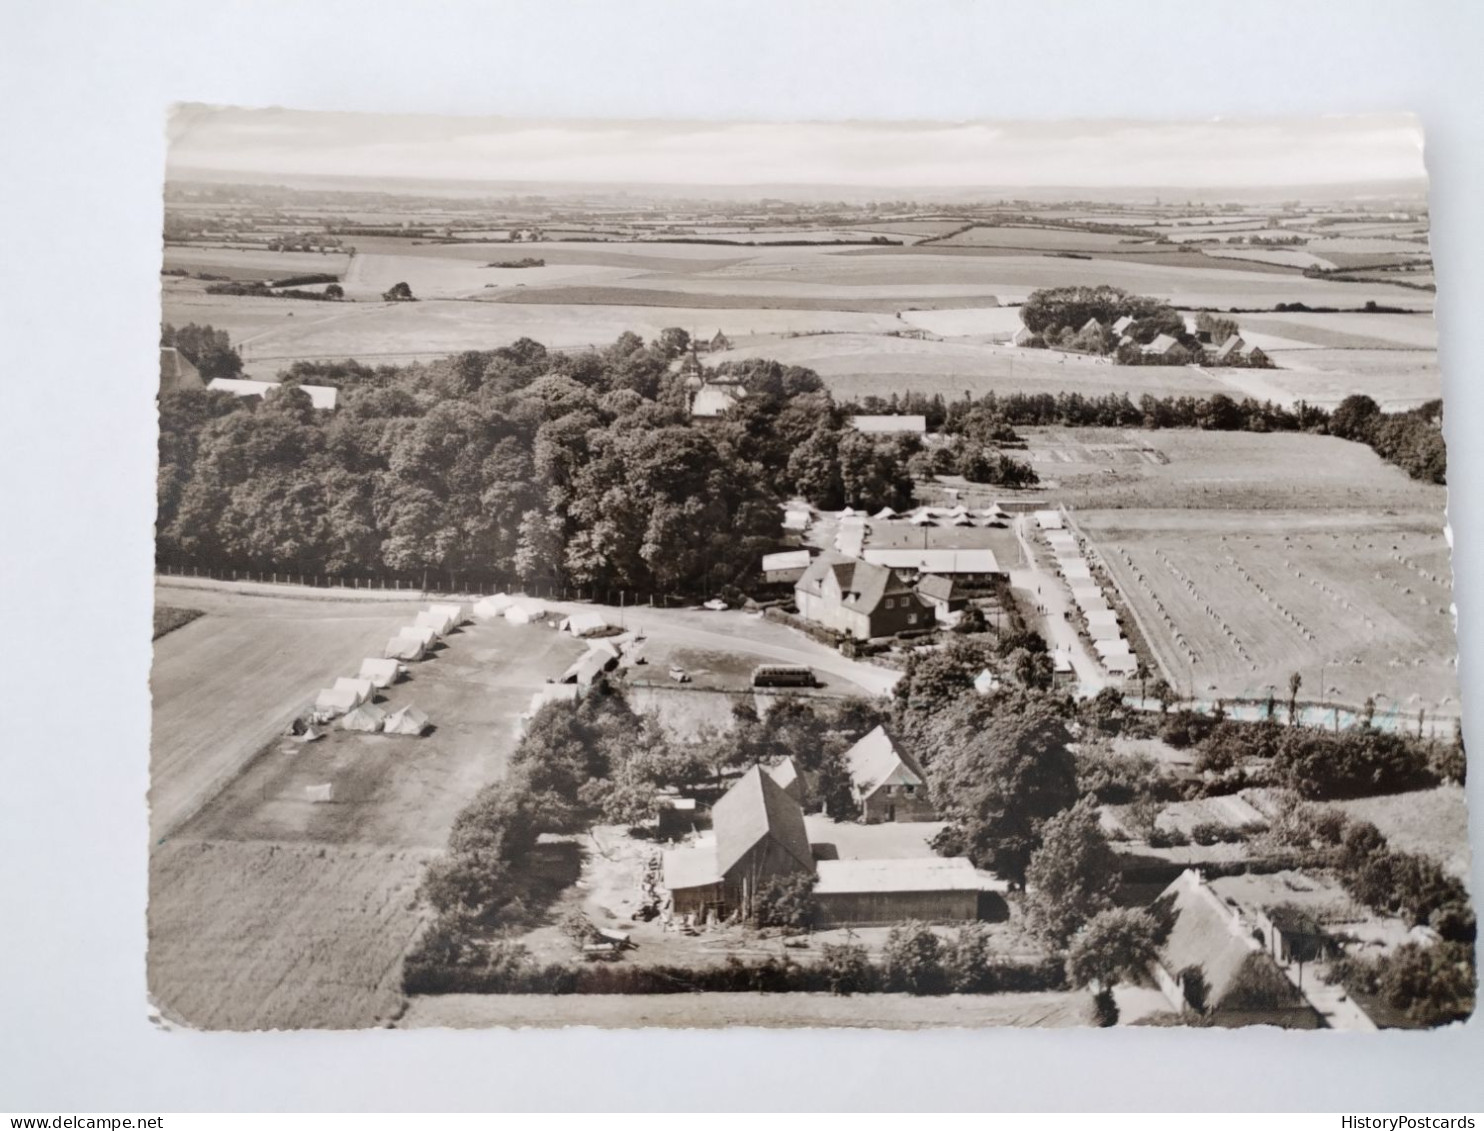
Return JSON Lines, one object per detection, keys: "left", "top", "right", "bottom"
{"left": 165, "top": 167, "right": 1430, "bottom": 208}
{"left": 167, "top": 108, "right": 1428, "bottom": 202}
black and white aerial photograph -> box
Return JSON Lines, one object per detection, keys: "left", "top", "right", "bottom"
{"left": 143, "top": 108, "right": 1476, "bottom": 1034}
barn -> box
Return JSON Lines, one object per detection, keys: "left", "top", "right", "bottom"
{"left": 662, "top": 766, "right": 814, "bottom": 921}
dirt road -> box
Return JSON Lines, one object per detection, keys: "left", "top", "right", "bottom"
{"left": 1010, "top": 517, "right": 1107, "bottom": 696}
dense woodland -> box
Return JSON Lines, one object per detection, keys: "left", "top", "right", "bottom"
{"left": 158, "top": 328, "right": 925, "bottom": 593}
{"left": 159, "top": 322, "right": 1446, "bottom": 595}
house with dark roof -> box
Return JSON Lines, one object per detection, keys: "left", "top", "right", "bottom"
{"left": 842, "top": 726, "right": 936, "bottom": 823}
{"left": 661, "top": 765, "right": 814, "bottom": 920}
{"left": 1141, "top": 334, "right": 1191, "bottom": 363}
{"left": 915, "top": 574, "right": 968, "bottom": 621}
{"left": 794, "top": 554, "right": 928, "bottom": 640}
{"left": 1214, "top": 333, "right": 1245, "bottom": 363}
{"left": 158, "top": 346, "right": 205, "bottom": 396}
{"left": 1149, "top": 870, "right": 1322, "bottom": 1028}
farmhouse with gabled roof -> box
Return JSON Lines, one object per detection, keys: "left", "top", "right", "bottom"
{"left": 842, "top": 725, "right": 936, "bottom": 822}
{"left": 794, "top": 554, "right": 929, "bottom": 640}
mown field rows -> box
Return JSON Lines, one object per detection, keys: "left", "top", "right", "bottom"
{"left": 1079, "top": 509, "right": 1458, "bottom": 709}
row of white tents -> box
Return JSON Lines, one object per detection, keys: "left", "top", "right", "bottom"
{"left": 472, "top": 592, "right": 550, "bottom": 624}
{"left": 1045, "top": 527, "right": 1139, "bottom": 678}
{"left": 308, "top": 602, "right": 462, "bottom": 734}
{"left": 837, "top": 503, "right": 1011, "bottom": 528}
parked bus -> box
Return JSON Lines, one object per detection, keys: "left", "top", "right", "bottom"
{"left": 751, "top": 664, "right": 816, "bottom": 688}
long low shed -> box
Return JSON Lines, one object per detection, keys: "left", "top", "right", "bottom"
{"left": 811, "top": 858, "right": 1003, "bottom": 928}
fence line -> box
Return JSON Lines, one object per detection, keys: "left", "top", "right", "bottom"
{"left": 154, "top": 560, "right": 690, "bottom": 608}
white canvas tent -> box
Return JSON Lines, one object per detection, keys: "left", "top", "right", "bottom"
{"left": 1035, "top": 510, "right": 1065, "bottom": 530}
{"left": 1085, "top": 609, "right": 1119, "bottom": 628}
{"left": 473, "top": 594, "right": 513, "bottom": 619}
{"left": 358, "top": 658, "right": 401, "bottom": 689}
{"left": 1069, "top": 577, "right": 1102, "bottom": 595}
{"left": 313, "top": 686, "right": 360, "bottom": 717}
{"left": 1075, "top": 594, "right": 1110, "bottom": 614}
{"left": 561, "top": 611, "right": 609, "bottom": 638}
{"left": 400, "top": 625, "right": 439, "bottom": 649}
{"left": 910, "top": 510, "right": 935, "bottom": 526}
{"left": 415, "top": 609, "right": 453, "bottom": 636}
{"left": 428, "top": 602, "right": 465, "bottom": 628}
{"left": 334, "top": 676, "right": 376, "bottom": 705}
{"left": 1095, "top": 637, "right": 1132, "bottom": 657}
{"left": 505, "top": 600, "right": 548, "bottom": 624}
{"left": 1060, "top": 561, "right": 1093, "bottom": 580}
{"left": 1104, "top": 653, "right": 1139, "bottom": 675}
{"left": 384, "top": 705, "right": 430, "bottom": 736}
{"left": 873, "top": 507, "right": 898, "bottom": 520}
{"left": 384, "top": 635, "right": 425, "bottom": 662}
{"left": 339, "top": 702, "right": 387, "bottom": 732}
{"left": 1087, "top": 622, "right": 1122, "bottom": 642}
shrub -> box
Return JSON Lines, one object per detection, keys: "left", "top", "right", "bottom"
{"left": 819, "top": 943, "right": 874, "bottom": 996}
{"left": 752, "top": 873, "right": 818, "bottom": 930}
{"left": 881, "top": 922, "right": 946, "bottom": 995}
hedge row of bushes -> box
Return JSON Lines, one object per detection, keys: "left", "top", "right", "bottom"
{"left": 404, "top": 943, "right": 1067, "bottom": 997}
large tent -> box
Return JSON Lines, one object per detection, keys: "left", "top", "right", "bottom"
{"left": 561, "top": 611, "right": 609, "bottom": 638}
{"left": 415, "top": 609, "right": 453, "bottom": 637}
{"left": 313, "top": 686, "right": 360, "bottom": 717}
{"left": 1094, "top": 637, "right": 1132, "bottom": 656}
{"left": 1087, "top": 621, "right": 1122, "bottom": 642}
{"left": 384, "top": 635, "right": 425, "bottom": 662}
{"left": 358, "top": 657, "right": 401, "bottom": 689}
{"left": 505, "top": 600, "right": 548, "bottom": 624}
{"left": 384, "top": 705, "right": 430, "bottom": 736}
{"left": 400, "top": 625, "right": 439, "bottom": 649}
{"left": 1085, "top": 609, "right": 1120, "bottom": 628}
{"left": 1104, "top": 653, "right": 1139, "bottom": 675}
{"left": 334, "top": 676, "right": 376, "bottom": 705}
{"left": 339, "top": 702, "right": 387, "bottom": 732}
{"left": 473, "top": 594, "right": 513, "bottom": 619}
{"left": 428, "top": 602, "right": 466, "bottom": 628}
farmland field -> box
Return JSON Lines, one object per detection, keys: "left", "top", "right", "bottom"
{"left": 1023, "top": 428, "right": 1445, "bottom": 512}
{"left": 1237, "top": 312, "right": 1436, "bottom": 350}
{"left": 149, "top": 841, "right": 430, "bottom": 1030}
{"left": 1075, "top": 506, "right": 1457, "bottom": 710}
{"left": 1331, "top": 786, "right": 1470, "bottom": 879}
{"left": 935, "top": 226, "right": 1143, "bottom": 252}
{"left": 707, "top": 332, "right": 1230, "bottom": 402}
{"left": 1254, "top": 349, "right": 1441, "bottom": 410}
{"left": 162, "top": 246, "right": 352, "bottom": 281}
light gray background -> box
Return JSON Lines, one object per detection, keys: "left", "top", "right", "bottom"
{"left": 1, "top": 0, "right": 1481, "bottom": 1112}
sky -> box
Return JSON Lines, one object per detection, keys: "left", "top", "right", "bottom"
{"left": 167, "top": 107, "right": 1425, "bottom": 191}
